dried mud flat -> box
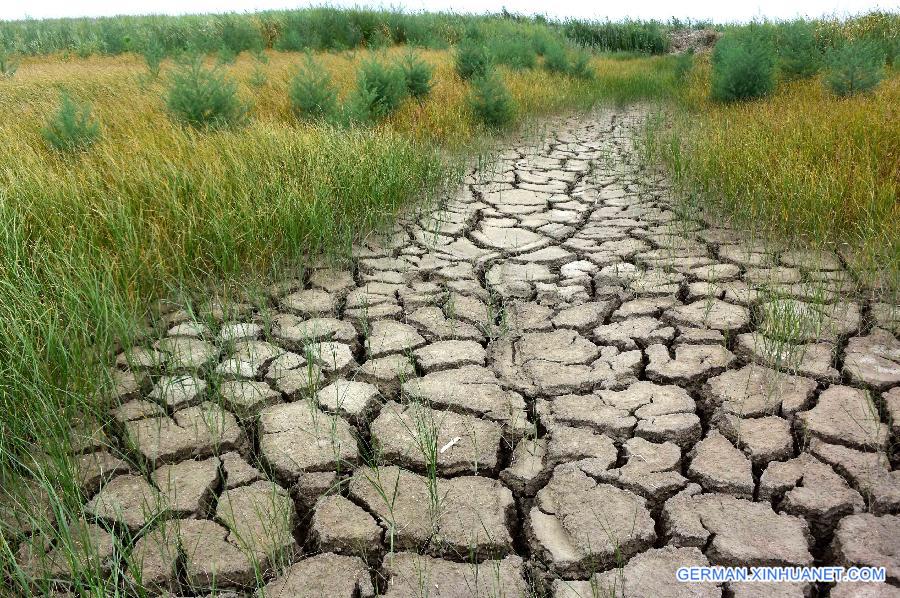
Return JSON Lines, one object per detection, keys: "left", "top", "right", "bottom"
{"left": 11, "top": 107, "right": 900, "bottom": 597}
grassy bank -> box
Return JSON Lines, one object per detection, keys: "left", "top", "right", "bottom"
{"left": 649, "top": 51, "right": 899, "bottom": 297}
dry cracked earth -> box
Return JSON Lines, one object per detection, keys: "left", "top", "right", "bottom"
{"left": 9, "top": 108, "right": 900, "bottom": 598}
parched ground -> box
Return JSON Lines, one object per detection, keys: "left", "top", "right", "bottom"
{"left": 12, "top": 108, "right": 900, "bottom": 597}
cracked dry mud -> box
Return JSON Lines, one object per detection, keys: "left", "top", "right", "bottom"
{"left": 15, "top": 108, "right": 900, "bottom": 597}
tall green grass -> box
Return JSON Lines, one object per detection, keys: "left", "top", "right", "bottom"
{"left": 4, "top": 7, "right": 896, "bottom": 64}
{"left": 0, "top": 127, "right": 449, "bottom": 596}
{"left": 717, "top": 11, "right": 900, "bottom": 66}
{"left": 0, "top": 124, "right": 447, "bottom": 452}
{"left": 0, "top": 8, "right": 588, "bottom": 58}
{"left": 812, "top": 10, "right": 900, "bottom": 65}
{"left": 563, "top": 19, "right": 670, "bottom": 54}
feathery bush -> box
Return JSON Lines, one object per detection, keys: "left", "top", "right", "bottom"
{"left": 455, "top": 39, "right": 491, "bottom": 80}
{"left": 166, "top": 56, "right": 246, "bottom": 129}
{"left": 220, "top": 14, "right": 264, "bottom": 55}
{"left": 367, "top": 28, "right": 392, "bottom": 50}
{"left": 469, "top": 71, "right": 515, "bottom": 129}
{"left": 776, "top": 21, "right": 822, "bottom": 79}
{"left": 824, "top": 40, "right": 884, "bottom": 96}
{"left": 567, "top": 48, "right": 594, "bottom": 79}
{"left": 347, "top": 57, "right": 407, "bottom": 123}
{"left": 491, "top": 36, "right": 537, "bottom": 70}
{"left": 141, "top": 37, "right": 165, "bottom": 78}
{"left": 710, "top": 28, "right": 776, "bottom": 102}
{"left": 41, "top": 92, "right": 101, "bottom": 151}
{"left": 542, "top": 43, "right": 594, "bottom": 78}
{"left": 289, "top": 56, "right": 338, "bottom": 120}
{"left": 543, "top": 42, "right": 570, "bottom": 74}
{"left": 530, "top": 30, "right": 555, "bottom": 56}
{"left": 216, "top": 45, "right": 238, "bottom": 65}
{"left": 400, "top": 52, "right": 433, "bottom": 99}
{"left": 248, "top": 65, "right": 267, "bottom": 88}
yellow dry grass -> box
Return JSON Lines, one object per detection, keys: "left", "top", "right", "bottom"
{"left": 660, "top": 61, "right": 899, "bottom": 293}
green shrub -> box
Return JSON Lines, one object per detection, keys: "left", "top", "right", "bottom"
{"left": 274, "top": 29, "right": 307, "bottom": 52}
{"left": 530, "top": 31, "right": 555, "bottom": 56}
{"left": 220, "top": 14, "right": 264, "bottom": 55}
{"left": 275, "top": 7, "right": 369, "bottom": 52}
{"left": 41, "top": 92, "right": 101, "bottom": 152}
{"left": 75, "top": 38, "right": 100, "bottom": 58}
{"left": 469, "top": 71, "right": 515, "bottom": 129}
{"left": 248, "top": 48, "right": 269, "bottom": 87}
{"left": 543, "top": 43, "right": 570, "bottom": 74}
{"left": 368, "top": 28, "right": 392, "bottom": 50}
{"left": 0, "top": 50, "right": 18, "bottom": 78}
{"left": 455, "top": 39, "right": 491, "bottom": 80}
{"left": 142, "top": 37, "right": 165, "bottom": 78}
{"left": 166, "top": 56, "right": 247, "bottom": 129}
{"left": 248, "top": 65, "right": 267, "bottom": 88}
{"left": 289, "top": 57, "right": 338, "bottom": 120}
{"left": 568, "top": 48, "right": 594, "bottom": 79}
{"left": 347, "top": 57, "right": 407, "bottom": 123}
{"left": 400, "top": 52, "right": 433, "bottom": 99}
{"left": 776, "top": 21, "right": 822, "bottom": 79}
{"left": 491, "top": 36, "right": 536, "bottom": 70}
{"left": 542, "top": 44, "right": 594, "bottom": 78}
{"left": 710, "top": 28, "right": 776, "bottom": 102}
{"left": 216, "top": 45, "right": 238, "bottom": 65}
{"left": 824, "top": 40, "right": 884, "bottom": 96}
{"left": 99, "top": 18, "right": 130, "bottom": 54}
{"left": 461, "top": 23, "right": 484, "bottom": 43}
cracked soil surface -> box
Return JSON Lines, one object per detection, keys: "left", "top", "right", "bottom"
{"left": 13, "top": 107, "right": 900, "bottom": 597}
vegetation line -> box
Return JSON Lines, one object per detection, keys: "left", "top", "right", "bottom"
{"left": 0, "top": 8, "right": 672, "bottom": 58}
